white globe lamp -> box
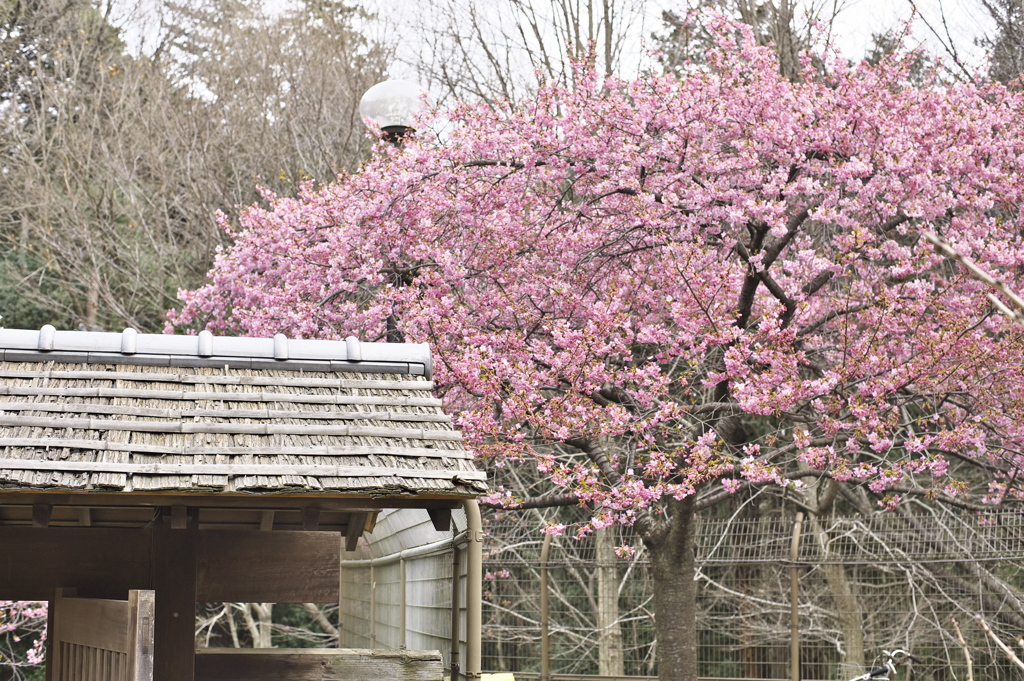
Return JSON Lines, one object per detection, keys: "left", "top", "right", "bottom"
{"left": 359, "top": 79, "right": 430, "bottom": 143}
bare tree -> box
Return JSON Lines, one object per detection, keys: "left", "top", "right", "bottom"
{"left": 0, "top": 0, "right": 389, "bottom": 332}
{"left": 394, "top": 0, "right": 653, "bottom": 105}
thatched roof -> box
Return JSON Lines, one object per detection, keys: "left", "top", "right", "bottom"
{"left": 0, "top": 326, "right": 485, "bottom": 498}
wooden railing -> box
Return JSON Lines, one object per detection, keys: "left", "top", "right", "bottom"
{"left": 50, "top": 589, "right": 154, "bottom": 681}
{"left": 194, "top": 648, "right": 444, "bottom": 681}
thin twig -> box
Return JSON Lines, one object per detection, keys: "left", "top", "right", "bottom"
{"left": 950, "top": 616, "right": 974, "bottom": 681}
{"left": 976, "top": 615, "right": 1024, "bottom": 670}
{"left": 924, "top": 233, "right": 1024, "bottom": 322}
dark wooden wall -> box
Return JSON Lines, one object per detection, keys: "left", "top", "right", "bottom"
{"left": 0, "top": 525, "right": 342, "bottom": 602}
{"left": 3, "top": 515, "right": 347, "bottom": 681}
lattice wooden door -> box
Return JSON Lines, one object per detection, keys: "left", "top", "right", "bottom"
{"left": 50, "top": 588, "right": 155, "bottom": 681}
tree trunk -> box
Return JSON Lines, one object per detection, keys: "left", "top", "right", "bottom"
{"left": 85, "top": 268, "right": 100, "bottom": 331}
{"left": 648, "top": 496, "right": 698, "bottom": 681}
{"left": 595, "top": 526, "right": 625, "bottom": 676}
{"left": 808, "top": 515, "right": 864, "bottom": 676}
{"left": 243, "top": 603, "right": 273, "bottom": 648}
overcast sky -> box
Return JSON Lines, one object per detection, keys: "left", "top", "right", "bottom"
{"left": 366, "top": 0, "right": 996, "bottom": 85}
{"left": 117, "top": 0, "right": 997, "bottom": 87}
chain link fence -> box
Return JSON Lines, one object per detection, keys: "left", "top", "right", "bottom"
{"left": 480, "top": 509, "right": 1024, "bottom": 680}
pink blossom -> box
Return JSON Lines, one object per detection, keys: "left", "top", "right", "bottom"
{"left": 171, "top": 21, "right": 1024, "bottom": 539}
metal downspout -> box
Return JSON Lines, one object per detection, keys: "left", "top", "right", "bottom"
{"left": 464, "top": 499, "right": 483, "bottom": 680}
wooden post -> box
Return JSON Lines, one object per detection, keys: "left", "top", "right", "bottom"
{"left": 46, "top": 588, "right": 76, "bottom": 681}
{"left": 789, "top": 512, "right": 804, "bottom": 681}
{"left": 152, "top": 507, "right": 198, "bottom": 681}
{"left": 128, "top": 590, "right": 156, "bottom": 681}
{"left": 540, "top": 532, "right": 552, "bottom": 681}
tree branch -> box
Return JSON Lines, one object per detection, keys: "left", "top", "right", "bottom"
{"left": 480, "top": 493, "right": 581, "bottom": 510}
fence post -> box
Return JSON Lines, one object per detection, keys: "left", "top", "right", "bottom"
{"left": 450, "top": 545, "right": 462, "bottom": 681}
{"left": 790, "top": 512, "right": 805, "bottom": 681}
{"left": 540, "top": 532, "right": 552, "bottom": 681}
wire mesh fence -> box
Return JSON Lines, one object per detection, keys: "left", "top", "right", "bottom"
{"left": 480, "top": 509, "right": 1024, "bottom": 680}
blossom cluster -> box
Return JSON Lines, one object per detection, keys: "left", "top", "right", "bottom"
{"left": 174, "top": 17, "right": 1024, "bottom": 531}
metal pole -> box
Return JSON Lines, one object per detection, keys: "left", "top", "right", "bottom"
{"left": 790, "top": 512, "right": 805, "bottom": 681}
{"left": 540, "top": 532, "right": 553, "bottom": 681}
{"left": 464, "top": 500, "right": 484, "bottom": 680}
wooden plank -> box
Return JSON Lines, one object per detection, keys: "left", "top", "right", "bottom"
{"left": 0, "top": 415, "right": 461, "bottom": 440}
{"left": 0, "top": 369, "right": 434, "bottom": 391}
{"left": 152, "top": 509, "right": 198, "bottom": 681}
{"left": 345, "top": 513, "right": 367, "bottom": 553}
{"left": 0, "top": 492, "right": 463, "bottom": 510}
{"left": 0, "top": 439, "right": 470, "bottom": 460}
{"left": 197, "top": 530, "right": 340, "bottom": 603}
{"left": 0, "top": 386, "right": 441, "bottom": 405}
{"left": 0, "top": 401, "right": 451, "bottom": 423}
{"left": 0, "top": 460, "right": 485, "bottom": 481}
{"left": 0, "top": 528, "right": 151, "bottom": 601}
{"left": 194, "top": 648, "right": 444, "bottom": 681}
{"left": 55, "top": 596, "right": 133, "bottom": 652}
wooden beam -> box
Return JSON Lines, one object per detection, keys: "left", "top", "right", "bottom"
{"left": 78, "top": 507, "right": 92, "bottom": 527}
{"left": 0, "top": 459, "right": 484, "bottom": 481}
{"left": 32, "top": 504, "right": 51, "bottom": 528}
{"left": 0, "top": 438, "right": 468, "bottom": 459}
{"left": 0, "top": 416, "right": 463, "bottom": 441}
{"left": 0, "top": 492, "right": 465, "bottom": 510}
{"left": 0, "top": 527, "right": 151, "bottom": 601}
{"left": 170, "top": 506, "right": 188, "bottom": 530}
{"left": 364, "top": 512, "right": 378, "bottom": 533}
{"left": 197, "top": 530, "right": 340, "bottom": 603}
{"left": 0, "top": 400, "right": 451, "bottom": 423}
{"left": 259, "top": 511, "right": 275, "bottom": 531}
{"left": 302, "top": 507, "right": 320, "bottom": 531}
{"left": 194, "top": 648, "right": 443, "bottom": 681}
{"left": 345, "top": 513, "right": 367, "bottom": 553}
{"left": 427, "top": 508, "right": 451, "bottom": 532}
{"left": 152, "top": 507, "right": 198, "bottom": 681}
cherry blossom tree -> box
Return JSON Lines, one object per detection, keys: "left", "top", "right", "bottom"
{"left": 0, "top": 601, "right": 46, "bottom": 680}
{"left": 173, "top": 17, "right": 1024, "bottom": 681}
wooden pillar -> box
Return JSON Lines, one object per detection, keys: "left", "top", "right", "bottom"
{"left": 152, "top": 507, "right": 198, "bottom": 681}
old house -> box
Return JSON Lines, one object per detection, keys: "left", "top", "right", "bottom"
{"left": 0, "top": 326, "right": 486, "bottom": 681}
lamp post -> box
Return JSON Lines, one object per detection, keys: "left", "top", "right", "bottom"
{"left": 359, "top": 79, "right": 430, "bottom": 342}
{"left": 359, "top": 79, "right": 430, "bottom": 144}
